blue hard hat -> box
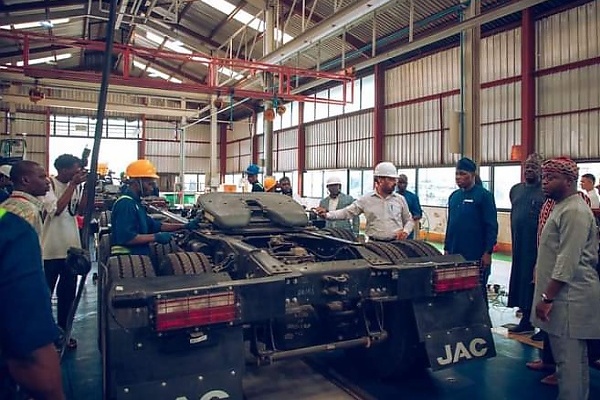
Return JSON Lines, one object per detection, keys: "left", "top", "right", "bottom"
{"left": 245, "top": 164, "right": 260, "bottom": 175}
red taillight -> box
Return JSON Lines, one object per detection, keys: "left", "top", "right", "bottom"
{"left": 433, "top": 265, "right": 480, "bottom": 293}
{"left": 154, "top": 291, "right": 237, "bottom": 332}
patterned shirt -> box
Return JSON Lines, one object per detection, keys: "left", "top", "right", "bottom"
{"left": 537, "top": 192, "right": 591, "bottom": 246}
{"left": 0, "top": 190, "right": 44, "bottom": 237}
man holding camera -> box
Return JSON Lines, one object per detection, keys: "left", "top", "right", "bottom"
{"left": 42, "top": 154, "right": 88, "bottom": 349}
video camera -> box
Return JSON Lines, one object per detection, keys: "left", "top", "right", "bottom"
{"left": 81, "top": 147, "right": 91, "bottom": 170}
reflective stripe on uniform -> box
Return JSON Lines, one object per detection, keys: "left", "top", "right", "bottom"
{"left": 109, "top": 195, "right": 136, "bottom": 255}
{"left": 0, "top": 208, "right": 6, "bottom": 220}
{"left": 110, "top": 245, "right": 131, "bottom": 256}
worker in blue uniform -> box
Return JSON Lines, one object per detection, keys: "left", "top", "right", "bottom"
{"left": 110, "top": 159, "right": 198, "bottom": 256}
{"left": 0, "top": 207, "right": 65, "bottom": 399}
{"left": 396, "top": 174, "right": 423, "bottom": 239}
{"left": 245, "top": 164, "right": 264, "bottom": 192}
{"left": 445, "top": 157, "right": 498, "bottom": 303}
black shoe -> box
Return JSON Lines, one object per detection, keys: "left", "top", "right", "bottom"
{"left": 530, "top": 331, "right": 544, "bottom": 341}
{"left": 508, "top": 324, "right": 535, "bottom": 334}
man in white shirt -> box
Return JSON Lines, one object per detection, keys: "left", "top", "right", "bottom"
{"left": 42, "top": 154, "right": 88, "bottom": 349}
{"left": 580, "top": 173, "right": 600, "bottom": 208}
{"left": 315, "top": 162, "right": 414, "bottom": 241}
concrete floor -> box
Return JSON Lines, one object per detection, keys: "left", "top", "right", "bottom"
{"left": 59, "top": 252, "right": 600, "bottom": 400}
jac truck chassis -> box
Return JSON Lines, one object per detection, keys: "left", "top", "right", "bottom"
{"left": 97, "top": 193, "right": 495, "bottom": 400}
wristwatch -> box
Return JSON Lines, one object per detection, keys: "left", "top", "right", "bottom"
{"left": 541, "top": 293, "right": 554, "bottom": 304}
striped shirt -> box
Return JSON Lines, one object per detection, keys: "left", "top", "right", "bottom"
{"left": 326, "top": 191, "right": 414, "bottom": 241}
{"left": 0, "top": 191, "right": 44, "bottom": 237}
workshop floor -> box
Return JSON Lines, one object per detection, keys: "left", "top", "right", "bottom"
{"left": 59, "top": 251, "right": 600, "bottom": 400}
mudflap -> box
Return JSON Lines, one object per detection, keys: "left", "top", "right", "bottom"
{"left": 412, "top": 288, "right": 496, "bottom": 371}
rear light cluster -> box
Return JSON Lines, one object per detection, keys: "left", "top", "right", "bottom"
{"left": 433, "top": 265, "right": 480, "bottom": 293}
{"left": 153, "top": 291, "right": 237, "bottom": 332}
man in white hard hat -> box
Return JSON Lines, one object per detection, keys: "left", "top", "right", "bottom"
{"left": 315, "top": 162, "right": 414, "bottom": 241}
{"left": 0, "top": 164, "right": 12, "bottom": 203}
{"left": 318, "top": 176, "right": 359, "bottom": 236}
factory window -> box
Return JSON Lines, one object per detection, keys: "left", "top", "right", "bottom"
{"left": 329, "top": 85, "right": 344, "bottom": 117}
{"left": 303, "top": 98, "right": 316, "bottom": 123}
{"left": 314, "top": 90, "right": 329, "bottom": 120}
{"left": 578, "top": 162, "right": 600, "bottom": 181}
{"left": 360, "top": 74, "right": 375, "bottom": 109}
{"left": 256, "top": 112, "right": 264, "bottom": 135}
{"left": 50, "top": 115, "right": 141, "bottom": 139}
{"left": 183, "top": 174, "right": 206, "bottom": 192}
{"left": 344, "top": 79, "right": 361, "bottom": 114}
{"left": 290, "top": 101, "right": 299, "bottom": 127}
{"left": 493, "top": 165, "right": 521, "bottom": 209}
{"left": 417, "top": 167, "right": 456, "bottom": 207}
{"left": 303, "top": 170, "right": 324, "bottom": 198}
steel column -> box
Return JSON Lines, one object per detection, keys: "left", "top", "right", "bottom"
{"left": 219, "top": 123, "right": 228, "bottom": 183}
{"left": 297, "top": 101, "right": 305, "bottom": 196}
{"left": 263, "top": 0, "right": 275, "bottom": 176}
{"left": 521, "top": 7, "right": 536, "bottom": 160}
{"left": 462, "top": 0, "right": 481, "bottom": 163}
{"left": 373, "top": 63, "right": 385, "bottom": 165}
{"left": 179, "top": 116, "right": 187, "bottom": 203}
{"left": 210, "top": 95, "right": 219, "bottom": 189}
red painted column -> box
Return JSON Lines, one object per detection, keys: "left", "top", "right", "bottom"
{"left": 297, "top": 102, "right": 305, "bottom": 196}
{"left": 219, "top": 123, "right": 227, "bottom": 183}
{"left": 521, "top": 8, "right": 536, "bottom": 160}
{"left": 373, "top": 63, "right": 385, "bottom": 165}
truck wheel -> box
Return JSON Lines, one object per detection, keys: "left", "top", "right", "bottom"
{"left": 322, "top": 227, "right": 357, "bottom": 242}
{"left": 408, "top": 240, "right": 442, "bottom": 257}
{"left": 160, "top": 252, "right": 212, "bottom": 276}
{"left": 98, "top": 233, "right": 111, "bottom": 266}
{"left": 349, "top": 300, "right": 425, "bottom": 379}
{"left": 389, "top": 240, "right": 422, "bottom": 258}
{"left": 365, "top": 242, "right": 409, "bottom": 263}
{"left": 150, "top": 241, "right": 182, "bottom": 271}
{"left": 107, "top": 255, "right": 155, "bottom": 280}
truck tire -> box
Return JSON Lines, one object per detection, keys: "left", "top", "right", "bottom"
{"left": 408, "top": 240, "right": 442, "bottom": 257}
{"left": 389, "top": 240, "right": 422, "bottom": 258}
{"left": 98, "top": 233, "right": 111, "bottom": 266}
{"left": 365, "top": 242, "right": 409, "bottom": 263}
{"left": 150, "top": 241, "right": 182, "bottom": 272}
{"left": 107, "top": 255, "right": 155, "bottom": 280}
{"left": 321, "top": 227, "right": 357, "bottom": 242}
{"left": 349, "top": 300, "right": 425, "bottom": 379}
{"left": 160, "top": 252, "right": 212, "bottom": 276}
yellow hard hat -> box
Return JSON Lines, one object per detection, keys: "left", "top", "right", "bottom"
{"left": 264, "top": 176, "right": 277, "bottom": 192}
{"left": 126, "top": 159, "right": 159, "bottom": 179}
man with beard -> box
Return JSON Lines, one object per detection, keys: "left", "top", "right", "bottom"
{"left": 507, "top": 153, "right": 545, "bottom": 334}
{"left": 445, "top": 157, "right": 498, "bottom": 303}
{"left": 110, "top": 159, "right": 199, "bottom": 257}
{"left": 315, "top": 162, "right": 413, "bottom": 241}
{"left": 318, "top": 176, "right": 359, "bottom": 236}
{"left": 532, "top": 157, "right": 600, "bottom": 399}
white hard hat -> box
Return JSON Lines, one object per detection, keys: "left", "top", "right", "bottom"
{"left": 326, "top": 176, "right": 342, "bottom": 186}
{"left": 0, "top": 164, "right": 12, "bottom": 178}
{"left": 373, "top": 162, "right": 398, "bottom": 178}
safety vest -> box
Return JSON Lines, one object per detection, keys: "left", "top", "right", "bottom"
{"left": 109, "top": 195, "right": 136, "bottom": 256}
{"left": 0, "top": 207, "right": 6, "bottom": 220}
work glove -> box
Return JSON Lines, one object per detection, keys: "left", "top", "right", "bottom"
{"left": 184, "top": 217, "right": 201, "bottom": 230}
{"left": 154, "top": 232, "right": 173, "bottom": 244}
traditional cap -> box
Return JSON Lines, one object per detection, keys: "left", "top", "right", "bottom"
{"left": 456, "top": 157, "right": 476, "bottom": 173}
{"left": 541, "top": 157, "right": 579, "bottom": 181}
{"left": 525, "top": 153, "right": 544, "bottom": 169}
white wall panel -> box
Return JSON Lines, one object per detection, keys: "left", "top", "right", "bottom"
{"left": 480, "top": 28, "right": 521, "bottom": 83}
{"left": 537, "top": 110, "right": 600, "bottom": 159}
{"left": 277, "top": 128, "right": 298, "bottom": 150}
{"left": 537, "top": 1, "right": 600, "bottom": 70}
{"left": 305, "top": 120, "right": 337, "bottom": 146}
{"left": 145, "top": 120, "right": 177, "bottom": 140}
{"left": 338, "top": 139, "right": 372, "bottom": 168}
{"left": 14, "top": 112, "right": 47, "bottom": 167}
{"left": 306, "top": 144, "right": 337, "bottom": 170}
{"left": 385, "top": 131, "right": 442, "bottom": 167}
{"left": 337, "top": 112, "right": 373, "bottom": 141}
{"left": 385, "top": 47, "right": 459, "bottom": 105}
{"left": 537, "top": 65, "right": 600, "bottom": 115}
{"left": 481, "top": 121, "right": 521, "bottom": 164}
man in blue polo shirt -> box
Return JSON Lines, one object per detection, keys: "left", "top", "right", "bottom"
{"left": 0, "top": 208, "right": 65, "bottom": 399}
{"left": 396, "top": 174, "right": 423, "bottom": 240}
{"left": 110, "top": 159, "right": 198, "bottom": 256}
